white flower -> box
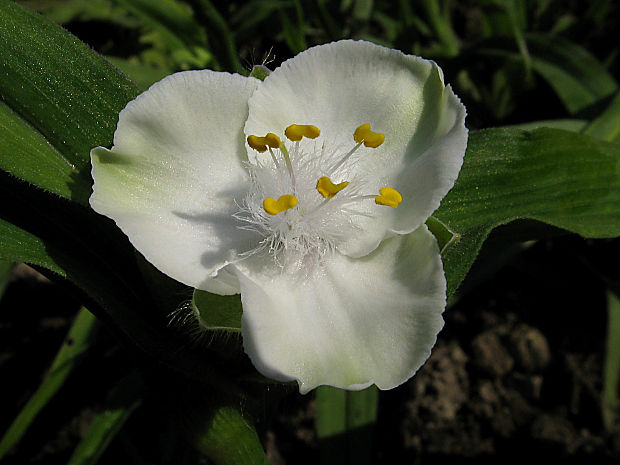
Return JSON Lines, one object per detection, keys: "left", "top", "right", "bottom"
{"left": 90, "top": 40, "right": 467, "bottom": 394}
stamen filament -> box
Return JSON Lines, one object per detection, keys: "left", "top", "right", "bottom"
{"left": 268, "top": 147, "right": 280, "bottom": 169}
{"left": 279, "top": 144, "right": 296, "bottom": 190}
{"left": 331, "top": 141, "right": 363, "bottom": 173}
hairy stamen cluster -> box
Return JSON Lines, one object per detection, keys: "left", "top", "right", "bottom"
{"left": 236, "top": 123, "right": 402, "bottom": 265}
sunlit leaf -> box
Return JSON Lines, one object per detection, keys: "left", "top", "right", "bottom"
{"left": 0, "top": 0, "right": 139, "bottom": 205}
{"left": 437, "top": 127, "right": 620, "bottom": 295}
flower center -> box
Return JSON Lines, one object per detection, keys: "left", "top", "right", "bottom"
{"left": 238, "top": 123, "right": 402, "bottom": 264}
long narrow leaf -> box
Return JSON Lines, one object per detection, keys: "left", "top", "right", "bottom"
{"left": 0, "top": 308, "right": 98, "bottom": 458}
{"left": 0, "top": 0, "right": 139, "bottom": 205}
{"left": 603, "top": 290, "right": 620, "bottom": 430}
{"left": 436, "top": 128, "right": 620, "bottom": 295}
{"left": 583, "top": 91, "right": 620, "bottom": 143}
{"left": 476, "top": 34, "right": 617, "bottom": 115}
{"left": 67, "top": 373, "right": 143, "bottom": 465}
{"left": 187, "top": 0, "right": 244, "bottom": 74}
{"left": 0, "top": 101, "right": 88, "bottom": 202}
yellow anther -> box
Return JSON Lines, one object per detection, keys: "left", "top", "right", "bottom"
{"left": 375, "top": 187, "right": 402, "bottom": 208}
{"left": 247, "top": 133, "right": 281, "bottom": 152}
{"left": 263, "top": 194, "right": 298, "bottom": 215}
{"left": 353, "top": 124, "right": 385, "bottom": 148}
{"left": 316, "top": 176, "right": 349, "bottom": 198}
{"left": 285, "top": 124, "right": 321, "bottom": 141}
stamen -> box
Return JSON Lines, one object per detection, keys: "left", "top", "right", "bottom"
{"left": 278, "top": 144, "right": 296, "bottom": 189}
{"left": 247, "top": 133, "right": 281, "bottom": 152}
{"left": 285, "top": 124, "right": 320, "bottom": 141}
{"left": 263, "top": 194, "right": 298, "bottom": 215}
{"left": 316, "top": 176, "right": 349, "bottom": 198}
{"left": 268, "top": 147, "right": 280, "bottom": 168}
{"left": 374, "top": 187, "right": 402, "bottom": 208}
{"left": 353, "top": 124, "right": 385, "bottom": 148}
{"left": 330, "top": 141, "right": 363, "bottom": 173}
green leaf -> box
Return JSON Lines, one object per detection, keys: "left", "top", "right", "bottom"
{"left": 186, "top": 0, "right": 245, "bottom": 74}
{"left": 0, "top": 2, "right": 240, "bottom": 392}
{"left": 477, "top": 34, "right": 618, "bottom": 115}
{"left": 21, "top": 0, "right": 139, "bottom": 28}
{"left": 436, "top": 128, "right": 620, "bottom": 295}
{"left": 0, "top": 215, "right": 64, "bottom": 277}
{"left": 316, "top": 386, "right": 378, "bottom": 465}
{"left": 525, "top": 33, "right": 618, "bottom": 114}
{"left": 113, "top": 0, "right": 209, "bottom": 68}
{"left": 583, "top": 91, "right": 620, "bottom": 143}
{"left": 192, "top": 289, "right": 242, "bottom": 332}
{"left": 426, "top": 216, "right": 458, "bottom": 253}
{"left": 104, "top": 56, "right": 171, "bottom": 90}
{"left": 502, "top": 0, "right": 531, "bottom": 75}
{"left": 188, "top": 406, "right": 269, "bottom": 465}
{"left": 0, "top": 101, "right": 89, "bottom": 202}
{"left": 603, "top": 289, "right": 620, "bottom": 430}
{"left": 504, "top": 118, "right": 587, "bottom": 133}
{"left": 0, "top": 0, "right": 140, "bottom": 205}
{"left": 0, "top": 308, "right": 98, "bottom": 458}
{"left": 0, "top": 171, "right": 241, "bottom": 391}
{"left": 249, "top": 65, "right": 271, "bottom": 81}
{"left": 67, "top": 372, "right": 143, "bottom": 465}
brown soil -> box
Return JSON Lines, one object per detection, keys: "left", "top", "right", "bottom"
{"left": 2, "top": 237, "right": 620, "bottom": 464}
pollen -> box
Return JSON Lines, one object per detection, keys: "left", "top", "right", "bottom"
{"left": 316, "top": 176, "right": 349, "bottom": 198}
{"left": 353, "top": 124, "right": 385, "bottom": 148}
{"left": 263, "top": 194, "right": 298, "bottom": 215}
{"left": 375, "top": 187, "right": 402, "bottom": 208}
{"left": 247, "top": 133, "right": 281, "bottom": 152}
{"left": 285, "top": 124, "right": 321, "bottom": 141}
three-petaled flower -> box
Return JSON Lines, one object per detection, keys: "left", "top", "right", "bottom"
{"left": 90, "top": 40, "right": 467, "bottom": 394}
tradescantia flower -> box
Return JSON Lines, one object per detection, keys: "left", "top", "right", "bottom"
{"left": 90, "top": 40, "right": 467, "bottom": 394}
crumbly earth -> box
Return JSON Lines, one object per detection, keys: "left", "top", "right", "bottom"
{"left": 2, "top": 237, "right": 619, "bottom": 464}
{"left": 267, "top": 236, "right": 620, "bottom": 464}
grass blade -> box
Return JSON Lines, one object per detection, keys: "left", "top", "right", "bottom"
{"left": 583, "top": 91, "right": 620, "bottom": 143}
{"left": 603, "top": 290, "right": 620, "bottom": 430}
{"left": 0, "top": 307, "right": 98, "bottom": 458}
{"left": 66, "top": 372, "right": 143, "bottom": 465}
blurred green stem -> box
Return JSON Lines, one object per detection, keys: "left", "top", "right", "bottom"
{"left": 421, "top": 0, "right": 459, "bottom": 56}
{"left": 316, "top": 386, "right": 378, "bottom": 465}
{"left": 0, "top": 307, "right": 98, "bottom": 458}
{"left": 186, "top": 0, "right": 244, "bottom": 74}
{"left": 603, "top": 290, "right": 620, "bottom": 430}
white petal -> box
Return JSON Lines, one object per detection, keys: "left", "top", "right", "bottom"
{"left": 245, "top": 40, "right": 467, "bottom": 257}
{"left": 90, "top": 71, "right": 261, "bottom": 292}
{"left": 235, "top": 225, "right": 446, "bottom": 393}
